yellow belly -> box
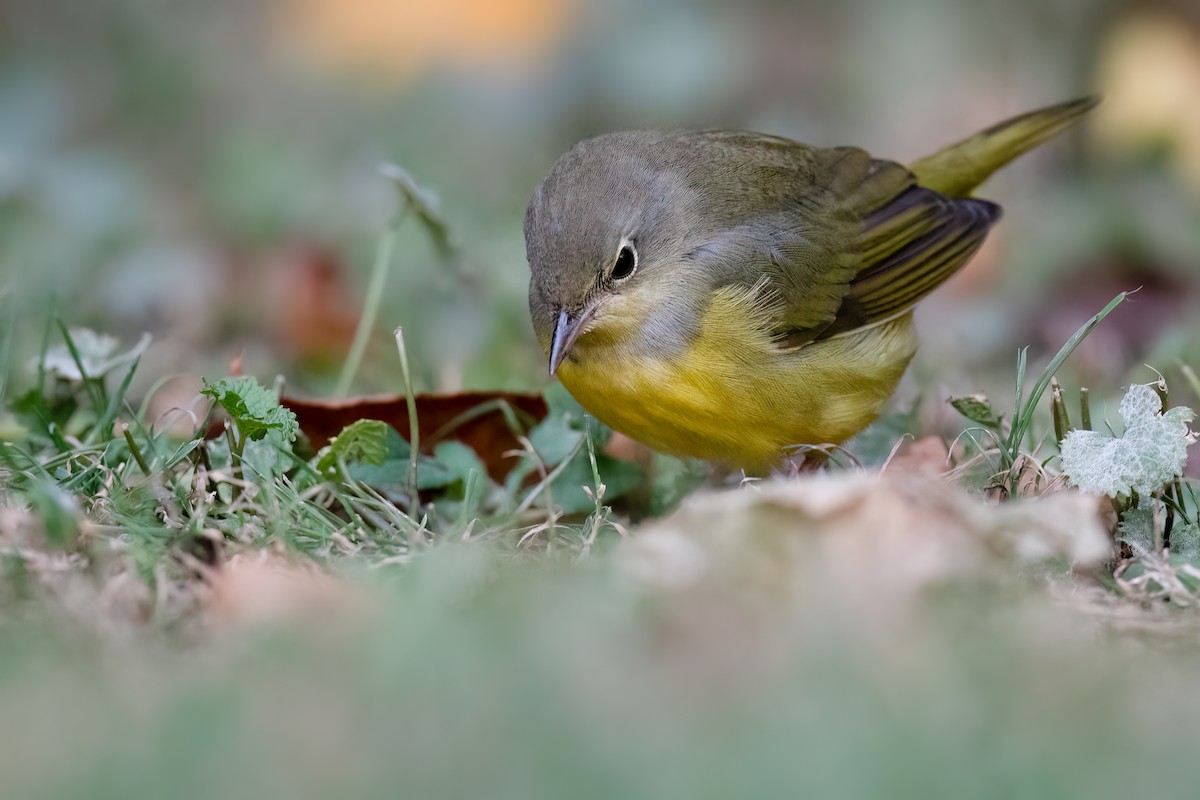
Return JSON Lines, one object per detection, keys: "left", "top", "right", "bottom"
{"left": 556, "top": 289, "right": 918, "bottom": 473}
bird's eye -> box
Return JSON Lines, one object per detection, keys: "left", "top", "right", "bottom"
{"left": 610, "top": 243, "right": 637, "bottom": 282}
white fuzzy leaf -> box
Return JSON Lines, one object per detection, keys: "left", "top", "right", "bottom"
{"left": 40, "top": 329, "right": 151, "bottom": 382}
{"left": 1060, "top": 384, "right": 1195, "bottom": 497}
{"left": 1116, "top": 506, "right": 1155, "bottom": 552}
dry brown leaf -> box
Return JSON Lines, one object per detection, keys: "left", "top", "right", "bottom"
{"left": 282, "top": 390, "right": 548, "bottom": 481}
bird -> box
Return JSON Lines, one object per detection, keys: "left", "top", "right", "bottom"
{"left": 524, "top": 97, "right": 1098, "bottom": 474}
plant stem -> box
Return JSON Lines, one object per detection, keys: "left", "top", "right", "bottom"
{"left": 122, "top": 424, "right": 152, "bottom": 475}
{"left": 1005, "top": 292, "right": 1126, "bottom": 469}
{"left": 1181, "top": 364, "right": 1200, "bottom": 404}
{"left": 1050, "top": 378, "right": 1069, "bottom": 445}
{"left": 394, "top": 328, "right": 422, "bottom": 527}
{"left": 335, "top": 205, "right": 411, "bottom": 398}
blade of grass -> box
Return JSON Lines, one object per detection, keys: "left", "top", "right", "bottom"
{"left": 55, "top": 321, "right": 106, "bottom": 412}
{"left": 0, "top": 289, "right": 13, "bottom": 405}
{"left": 425, "top": 398, "right": 538, "bottom": 447}
{"left": 393, "top": 327, "right": 421, "bottom": 517}
{"left": 1005, "top": 291, "right": 1127, "bottom": 467}
{"left": 581, "top": 417, "right": 609, "bottom": 552}
{"left": 122, "top": 424, "right": 152, "bottom": 475}
{"left": 1180, "top": 364, "right": 1200, "bottom": 405}
{"left": 36, "top": 305, "right": 55, "bottom": 397}
{"left": 334, "top": 189, "right": 411, "bottom": 398}
{"left": 85, "top": 356, "right": 140, "bottom": 446}
{"left": 514, "top": 435, "right": 586, "bottom": 516}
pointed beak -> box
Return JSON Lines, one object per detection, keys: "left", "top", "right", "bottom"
{"left": 548, "top": 306, "right": 594, "bottom": 376}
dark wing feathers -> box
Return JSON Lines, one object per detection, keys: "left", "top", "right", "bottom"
{"left": 844, "top": 187, "right": 999, "bottom": 324}
{"left": 678, "top": 135, "right": 999, "bottom": 347}
{"left": 769, "top": 154, "right": 999, "bottom": 346}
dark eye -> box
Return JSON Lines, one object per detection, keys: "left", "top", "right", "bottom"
{"left": 611, "top": 244, "right": 637, "bottom": 281}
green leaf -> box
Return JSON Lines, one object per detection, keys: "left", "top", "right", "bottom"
{"left": 433, "top": 440, "right": 488, "bottom": 485}
{"left": 542, "top": 382, "right": 585, "bottom": 418}
{"left": 1060, "top": 383, "right": 1195, "bottom": 497}
{"left": 529, "top": 412, "right": 585, "bottom": 466}
{"left": 1005, "top": 292, "right": 1126, "bottom": 467}
{"left": 531, "top": 385, "right": 618, "bottom": 467}
{"left": 201, "top": 377, "right": 298, "bottom": 444}
{"left": 949, "top": 394, "right": 1004, "bottom": 430}
{"left": 346, "top": 426, "right": 458, "bottom": 491}
{"left": 647, "top": 454, "right": 707, "bottom": 517}
{"left": 316, "top": 419, "right": 388, "bottom": 477}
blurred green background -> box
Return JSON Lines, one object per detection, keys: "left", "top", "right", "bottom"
{"left": 4, "top": 0, "right": 1199, "bottom": 417}
{"left": 5, "top": 4, "right": 1200, "bottom": 798}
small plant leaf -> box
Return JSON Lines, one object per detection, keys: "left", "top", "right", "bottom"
{"left": 316, "top": 419, "right": 388, "bottom": 476}
{"left": 347, "top": 426, "right": 458, "bottom": 491}
{"left": 1172, "top": 523, "right": 1200, "bottom": 559}
{"left": 529, "top": 412, "right": 585, "bottom": 466}
{"left": 949, "top": 394, "right": 1004, "bottom": 429}
{"left": 433, "top": 440, "right": 488, "bottom": 486}
{"left": 202, "top": 377, "right": 298, "bottom": 444}
{"left": 1116, "top": 506, "right": 1155, "bottom": 552}
{"left": 1060, "top": 384, "right": 1195, "bottom": 497}
{"left": 282, "top": 390, "right": 547, "bottom": 481}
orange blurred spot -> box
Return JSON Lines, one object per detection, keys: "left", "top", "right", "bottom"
{"left": 264, "top": 244, "right": 360, "bottom": 365}
{"left": 275, "top": 0, "right": 573, "bottom": 80}
{"left": 1094, "top": 12, "right": 1200, "bottom": 187}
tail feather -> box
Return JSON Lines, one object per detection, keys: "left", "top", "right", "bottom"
{"left": 909, "top": 96, "right": 1099, "bottom": 198}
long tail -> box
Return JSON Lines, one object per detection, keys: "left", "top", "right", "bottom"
{"left": 908, "top": 96, "right": 1099, "bottom": 198}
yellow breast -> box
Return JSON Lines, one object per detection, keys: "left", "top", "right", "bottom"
{"left": 556, "top": 286, "right": 918, "bottom": 473}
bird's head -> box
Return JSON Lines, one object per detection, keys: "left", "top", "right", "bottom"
{"left": 525, "top": 132, "right": 707, "bottom": 375}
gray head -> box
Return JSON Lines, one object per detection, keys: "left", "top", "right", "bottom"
{"left": 524, "top": 131, "right": 710, "bottom": 374}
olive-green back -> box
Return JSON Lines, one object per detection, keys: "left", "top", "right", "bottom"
{"left": 685, "top": 97, "right": 1098, "bottom": 346}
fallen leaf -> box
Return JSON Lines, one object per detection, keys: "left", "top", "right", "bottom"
{"left": 282, "top": 391, "right": 548, "bottom": 481}
{"left": 885, "top": 435, "right": 950, "bottom": 474}
{"left": 622, "top": 472, "right": 1111, "bottom": 601}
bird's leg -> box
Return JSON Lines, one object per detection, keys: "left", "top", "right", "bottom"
{"left": 778, "top": 449, "right": 829, "bottom": 478}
